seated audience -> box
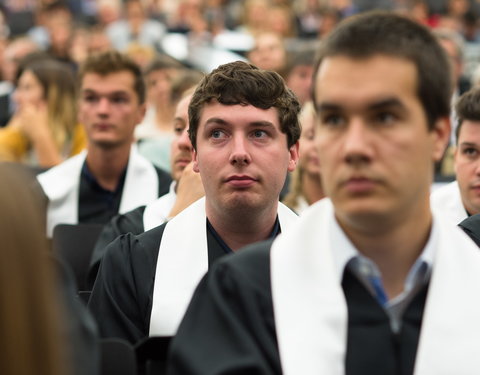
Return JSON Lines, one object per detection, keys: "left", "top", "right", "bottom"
{"left": 134, "top": 55, "right": 184, "bottom": 171}
{"left": 431, "top": 87, "right": 480, "bottom": 223}
{"left": 87, "top": 88, "right": 204, "bottom": 288}
{"left": 0, "top": 57, "right": 85, "bottom": 168}
{"left": 37, "top": 50, "right": 171, "bottom": 237}
{"left": 88, "top": 61, "right": 300, "bottom": 344}
{"left": 283, "top": 101, "right": 324, "bottom": 214}
{"left": 168, "top": 12, "right": 480, "bottom": 374}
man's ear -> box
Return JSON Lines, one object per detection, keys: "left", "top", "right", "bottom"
{"left": 192, "top": 149, "right": 200, "bottom": 173}
{"left": 288, "top": 141, "right": 300, "bottom": 172}
{"left": 432, "top": 117, "right": 451, "bottom": 162}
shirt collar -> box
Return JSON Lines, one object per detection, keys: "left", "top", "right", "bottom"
{"left": 330, "top": 213, "right": 437, "bottom": 283}
{"left": 207, "top": 215, "right": 281, "bottom": 255}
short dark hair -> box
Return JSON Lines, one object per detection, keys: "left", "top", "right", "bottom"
{"left": 455, "top": 87, "right": 480, "bottom": 143}
{"left": 188, "top": 61, "right": 301, "bottom": 149}
{"left": 78, "top": 50, "right": 146, "bottom": 104}
{"left": 311, "top": 11, "right": 452, "bottom": 130}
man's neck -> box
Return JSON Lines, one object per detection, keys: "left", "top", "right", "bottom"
{"left": 85, "top": 144, "right": 131, "bottom": 191}
{"left": 337, "top": 203, "right": 433, "bottom": 299}
{"left": 206, "top": 202, "right": 279, "bottom": 251}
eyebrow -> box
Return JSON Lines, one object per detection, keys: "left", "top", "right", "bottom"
{"left": 459, "top": 142, "right": 479, "bottom": 147}
{"left": 316, "top": 98, "right": 406, "bottom": 113}
{"left": 204, "top": 118, "right": 276, "bottom": 129}
{"left": 81, "top": 89, "right": 130, "bottom": 96}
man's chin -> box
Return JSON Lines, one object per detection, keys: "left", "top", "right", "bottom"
{"left": 223, "top": 194, "right": 266, "bottom": 214}
{"left": 90, "top": 138, "right": 122, "bottom": 149}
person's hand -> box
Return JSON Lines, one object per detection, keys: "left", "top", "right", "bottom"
{"left": 168, "top": 162, "right": 205, "bottom": 218}
{"left": 9, "top": 103, "right": 63, "bottom": 167}
{"left": 14, "top": 103, "right": 50, "bottom": 141}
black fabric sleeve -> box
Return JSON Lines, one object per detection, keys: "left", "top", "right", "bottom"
{"left": 87, "top": 206, "right": 147, "bottom": 290}
{"left": 167, "top": 241, "right": 282, "bottom": 375}
{"left": 155, "top": 166, "right": 173, "bottom": 196}
{"left": 87, "top": 224, "right": 166, "bottom": 345}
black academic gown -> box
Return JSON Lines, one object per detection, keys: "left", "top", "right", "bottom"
{"left": 87, "top": 205, "right": 147, "bottom": 289}
{"left": 87, "top": 222, "right": 228, "bottom": 345}
{"left": 85, "top": 167, "right": 172, "bottom": 289}
{"left": 168, "top": 240, "right": 427, "bottom": 375}
{"left": 459, "top": 214, "right": 480, "bottom": 247}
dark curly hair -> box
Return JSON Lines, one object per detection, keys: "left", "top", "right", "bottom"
{"left": 188, "top": 61, "right": 301, "bottom": 150}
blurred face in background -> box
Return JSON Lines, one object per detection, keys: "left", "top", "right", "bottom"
{"left": 286, "top": 64, "right": 314, "bottom": 105}
{"left": 146, "top": 68, "right": 180, "bottom": 107}
{"left": 248, "top": 32, "right": 287, "bottom": 73}
{"left": 455, "top": 120, "right": 480, "bottom": 215}
{"left": 79, "top": 70, "right": 146, "bottom": 148}
{"left": 298, "top": 102, "right": 320, "bottom": 176}
{"left": 170, "top": 94, "right": 193, "bottom": 182}
{"left": 13, "top": 70, "right": 45, "bottom": 110}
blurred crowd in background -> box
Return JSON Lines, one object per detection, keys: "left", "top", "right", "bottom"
{"left": 1, "top": 0, "right": 480, "bottom": 176}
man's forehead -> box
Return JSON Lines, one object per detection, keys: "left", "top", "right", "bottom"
{"left": 313, "top": 55, "right": 418, "bottom": 107}
{"left": 81, "top": 71, "right": 135, "bottom": 90}
{"left": 199, "top": 101, "right": 279, "bottom": 124}
{"left": 459, "top": 120, "right": 480, "bottom": 140}
{"left": 175, "top": 95, "right": 192, "bottom": 119}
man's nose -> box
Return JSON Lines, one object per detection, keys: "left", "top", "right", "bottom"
{"left": 178, "top": 128, "right": 193, "bottom": 151}
{"left": 343, "top": 119, "right": 374, "bottom": 165}
{"left": 229, "top": 136, "right": 252, "bottom": 166}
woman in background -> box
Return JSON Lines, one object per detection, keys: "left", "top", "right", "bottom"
{"left": 283, "top": 101, "right": 325, "bottom": 213}
{"left": 0, "top": 57, "right": 85, "bottom": 168}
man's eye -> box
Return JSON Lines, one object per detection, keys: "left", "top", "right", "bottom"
{"left": 463, "top": 147, "right": 479, "bottom": 158}
{"left": 83, "top": 95, "right": 98, "bottom": 103}
{"left": 211, "top": 130, "right": 226, "bottom": 139}
{"left": 174, "top": 126, "right": 184, "bottom": 135}
{"left": 375, "top": 111, "right": 396, "bottom": 125}
{"left": 252, "top": 130, "right": 268, "bottom": 138}
{"left": 322, "top": 114, "right": 344, "bottom": 127}
{"left": 111, "top": 96, "right": 128, "bottom": 104}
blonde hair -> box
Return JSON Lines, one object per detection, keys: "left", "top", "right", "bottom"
{"left": 282, "top": 102, "right": 317, "bottom": 211}
{"left": 23, "top": 59, "right": 77, "bottom": 155}
{"left": 0, "top": 164, "right": 67, "bottom": 375}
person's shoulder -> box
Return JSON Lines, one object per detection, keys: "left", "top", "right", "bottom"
{"left": 210, "top": 239, "right": 273, "bottom": 291}
{"left": 153, "top": 165, "right": 173, "bottom": 195}
{"left": 103, "top": 222, "right": 168, "bottom": 267}
{"left": 112, "top": 205, "right": 147, "bottom": 233}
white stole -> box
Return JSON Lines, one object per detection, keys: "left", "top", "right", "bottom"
{"left": 37, "top": 146, "right": 159, "bottom": 237}
{"left": 149, "top": 197, "right": 298, "bottom": 336}
{"left": 271, "top": 199, "right": 480, "bottom": 375}
{"left": 430, "top": 180, "right": 468, "bottom": 224}
{"left": 143, "top": 182, "right": 177, "bottom": 231}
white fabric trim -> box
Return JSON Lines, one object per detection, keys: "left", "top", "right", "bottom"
{"left": 37, "top": 146, "right": 159, "bottom": 237}
{"left": 430, "top": 180, "right": 468, "bottom": 224}
{"left": 271, "top": 199, "right": 480, "bottom": 375}
{"left": 149, "top": 198, "right": 298, "bottom": 336}
{"left": 143, "top": 182, "right": 177, "bottom": 231}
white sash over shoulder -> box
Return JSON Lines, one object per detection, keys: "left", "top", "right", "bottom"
{"left": 271, "top": 199, "right": 480, "bottom": 375}
{"left": 430, "top": 180, "right": 468, "bottom": 224}
{"left": 143, "top": 182, "right": 177, "bottom": 231}
{"left": 149, "top": 198, "right": 298, "bottom": 336}
{"left": 37, "top": 146, "right": 159, "bottom": 237}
